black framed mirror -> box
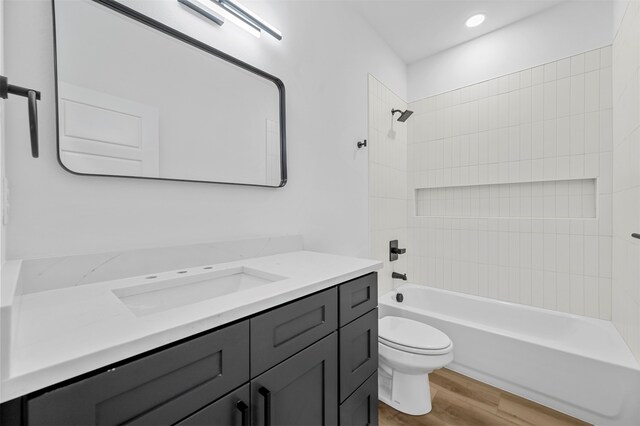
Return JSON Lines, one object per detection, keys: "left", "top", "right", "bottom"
{"left": 52, "top": 0, "right": 287, "bottom": 187}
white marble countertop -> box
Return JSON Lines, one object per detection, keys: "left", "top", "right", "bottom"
{"left": 1, "top": 250, "right": 382, "bottom": 402}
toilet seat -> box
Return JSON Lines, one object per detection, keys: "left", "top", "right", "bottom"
{"left": 379, "top": 316, "right": 452, "bottom": 355}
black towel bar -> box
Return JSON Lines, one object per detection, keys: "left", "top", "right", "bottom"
{"left": 0, "top": 75, "right": 41, "bottom": 158}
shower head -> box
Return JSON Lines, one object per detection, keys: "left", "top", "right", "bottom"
{"left": 391, "top": 108, "right": 414, "bottom": 122}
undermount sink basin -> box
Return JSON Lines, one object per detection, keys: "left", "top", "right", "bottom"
{"left": 112, "top": 266, "right": 286, "bottom": 316}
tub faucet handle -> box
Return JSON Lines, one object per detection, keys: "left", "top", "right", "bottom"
{"left": 392, "top": 272, "right": 407, "bottom": 281}
{"left": 389, "top": 240, "right": 406, "bottom": 261}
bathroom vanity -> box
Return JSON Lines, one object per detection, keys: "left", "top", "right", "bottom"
{"left": 0, "top": 251, "right": 381, "bottom": 425}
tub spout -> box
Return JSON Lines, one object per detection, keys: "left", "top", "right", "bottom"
{"left": 392, "top": 272, "right": 407, "bottom": 280}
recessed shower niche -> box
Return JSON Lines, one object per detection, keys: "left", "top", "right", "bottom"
{"left": 415, "top": 178, "right": 597, "bottom": 219}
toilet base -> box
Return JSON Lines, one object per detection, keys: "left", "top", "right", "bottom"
{"left": 378, "top": 368, "right": 433, "bottom": 416}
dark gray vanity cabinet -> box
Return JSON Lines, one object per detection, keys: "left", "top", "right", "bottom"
{"left": 339, "top": 308, "right": 378, "bottom": 402}
{"left": 251, "top": 333, "right": 338, "bottom": 425}
{"left": 251, "top": 288, "right": 338, "bottom": 376}
{"left": 28, "top": 321, "right": 251, "bottom": 425}
{"left": 338, "top": 273, "right": 377, "bottom": 326}
{"left": 337, "top": 274, "right": 378, "bottom": 426}
{"left": 339, "top": 373, "right": 378, "bottom": 426}
{"left": 14, "top": 272, "right": 379, "bottom": 426}
{"left": 176, "top": 384, "right": 251, "bottom": 426}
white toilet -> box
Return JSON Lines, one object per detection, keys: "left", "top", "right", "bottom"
{"left": 378, "top": 316, "right": 454, "bottom": 415}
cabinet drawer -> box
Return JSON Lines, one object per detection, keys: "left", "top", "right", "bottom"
{"left": 339, "top": 273, "right": 377, "bottom": 326}
{"left": 251, "top": 287, "right": 337, "bottom": 376}
{"left": 176, "top": 384, "right": 250, "bottom": 426}
{"left": 339, "top": 373, "right": 378, "bottom": 426}
{"left": 28, "top": 320, "right": 250, "bottom": 426}
{"left": 251, "top": 333, "right": 338, "bottom": 426}
{"left": 339, "top": 308, "right": 378, "bottom": 402}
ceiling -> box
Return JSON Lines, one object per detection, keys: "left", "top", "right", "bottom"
{"left": 351, "top": 0, "right": 565, "bottom": 64}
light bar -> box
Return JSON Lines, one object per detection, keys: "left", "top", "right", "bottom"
{"left": 178, "top": 0, "right": 225, "bottom": 26}
{"left": 213, "top": 4, "right": 261, "bottom": 38}
{"left": 217, "top": 0, "right": 282, "bottom": 40}
{"left": 178, "top": 0, "right": 260, "bottom": 38}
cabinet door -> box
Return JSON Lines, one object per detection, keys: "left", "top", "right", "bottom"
{"left": 251, "top": 333, "right": 338, "bottom": 426}
{"left": 176, "top": 384, "right": 250, "bottom": 426}
{"left": 0, "top": 397, "right": 23, "bottom": 426}
{"left": 251, "top": 287, "right": 337, "bottom": 376}
{"left": 338, "top": 273, "right": 377, "bottom": 327}
{"left": 28, "top": 321, "right": 250, "bottom": 426}
{"left": 339, "top": 309, "right": 378, "bottom": 402}
{"left": 339, "top": 373, "right": 378, "bottom": 426}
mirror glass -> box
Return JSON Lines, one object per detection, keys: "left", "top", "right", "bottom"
{"left": 53, "top": 0, "right": 286, "bottom": 187}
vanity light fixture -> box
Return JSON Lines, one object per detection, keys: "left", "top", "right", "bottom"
{"left": 465, "top": 13, "right": 485, "bottom": 28}
{"left": 216, "top": 0, "right": 282, "bottom": 40}
{"left": 178, "top": 0, "right": 225, "bottom": 26}
{"left": 214, "top": 3, "right": 262, "bottom": 38}
{"left": 178, "top": 0, "right": 261, "bottom": 38}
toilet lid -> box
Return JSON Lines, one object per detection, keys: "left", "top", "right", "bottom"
{"left": 379, "top": 316, "right": 451, "bottom": 351}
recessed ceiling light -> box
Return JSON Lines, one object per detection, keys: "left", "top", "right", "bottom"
{"left": 465, "top": 14, "right": 485, "bottom": 28}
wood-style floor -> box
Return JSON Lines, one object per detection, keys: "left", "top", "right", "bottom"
{"left": 378, "top": 368, "right": 591, "bottom": 426}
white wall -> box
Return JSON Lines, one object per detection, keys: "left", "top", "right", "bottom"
{"left": 3, "top": 0, "right": 406, "bottom": 260}
{"left": 612, "top": 0, "right": 640, "bottom": 361}
{"left": 407, "top": 48, "right": 614, "bottom": 319}
{"left": 0, "top": 0, "right": 5, "bottom": 268}
{"left": 367, "top": 75, "right": 407, "bottom": 296}
{"left": 408, "top": 1, "right": 615, "bottom": 102}
{"left": 612, "top": 0, "right": 629, "bottom": 36}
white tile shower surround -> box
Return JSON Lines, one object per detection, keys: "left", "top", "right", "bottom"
{"left": 612, "top": 0, "right": 640, "bottom": 361}
{"left": 0, "top": 250, "right": 382, "bottom": 402}
{"left": 406, "top": 47, "right": 614, "bottom": 321}
{"left": 368, "top": 75, "right": 408, "bottom": 296}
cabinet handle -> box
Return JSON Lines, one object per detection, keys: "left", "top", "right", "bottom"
{"left": 236, "top": 400, "right": 249, "bottom": 426}
{"left": 258, "top": 387, "right": 271, "bottom": 426}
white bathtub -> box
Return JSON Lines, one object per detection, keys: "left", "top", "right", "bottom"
{"left": 379, "top": 284, "right": 640, "bottom": 426}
